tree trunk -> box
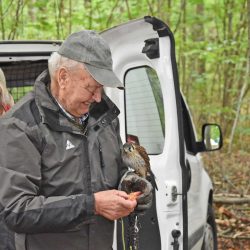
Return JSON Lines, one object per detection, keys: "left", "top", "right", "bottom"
{"left": 8, "top": 0, "right": 24, "bottom": 40}
{"left": 84, "top": 0, "right": 93, "bottom": 30}
{"left": 28, "top": 0, "right": 36, "bottom": 23}
{"left": 106, "top": 0, "right": 120, "bottom": 28}
{"left": 68, "top": 0, "right": 72, "bottom": 34}
{"left": 221, "top": 0, "right": 239, "bottom": 137}
{"left": 179, "top": 0, "right": 186, "bottom": 101}
{"left": 228, "top": 0, "right": 250, "bottom": 153}
{"left": 125, "top": 0, "right": 132, "bottom": 19}
{"left": 0, "top": 0, "right": 5, "bottom": 40}
{"left": 194, "top": 1, "right": 207, "bottom": 125}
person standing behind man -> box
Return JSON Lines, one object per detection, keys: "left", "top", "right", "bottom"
{"left": 0, "top": 68, "right": 14, "bottom": 115}
{"left": 0, "top": 31, "right": 152, "bottom": 250}
{"left": 0, "top": 68, "right": 15, "bottom": 250}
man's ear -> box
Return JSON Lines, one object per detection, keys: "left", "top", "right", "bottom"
{"left": 57, "top": 67, "right": 69, "bottom": 89}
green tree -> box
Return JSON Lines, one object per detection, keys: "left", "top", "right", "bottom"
{"left": 0, "top": 0, "right": 249, "bottom": 152}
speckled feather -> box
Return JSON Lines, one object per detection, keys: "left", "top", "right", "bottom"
{"left": 122, "top": 142, "right": 158, "bottom": 191}
{"left": 122, "top": 143, "right": 151, "bottom": 178}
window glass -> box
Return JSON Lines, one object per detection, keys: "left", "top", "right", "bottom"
{"left": 125, "top": 67, "right": 165, "bottom": 154}
{"left": 2, "top": 61, "right": 48, "bottom": 102}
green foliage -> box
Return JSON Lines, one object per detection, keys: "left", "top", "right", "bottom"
{"left": 10, "top": 86, "right": 33, "bottom": 102}
{"left": 210, "top": 125, "right": 220, "bottom": 139}
{"left": 0, "top": 0, "right": 249, "bottom": 152}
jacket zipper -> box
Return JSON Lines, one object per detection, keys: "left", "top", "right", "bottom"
{"left": 99, "top": 145, "right": 105, "bottom": 169}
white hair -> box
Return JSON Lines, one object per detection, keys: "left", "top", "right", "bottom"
{"left": 48, "top": 52, "right": 83, "bottom": 77}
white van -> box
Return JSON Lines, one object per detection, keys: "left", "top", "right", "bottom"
{"left": 0, "top": 16, "right": 222, "bottom": 250}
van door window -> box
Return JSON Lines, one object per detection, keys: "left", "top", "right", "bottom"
{"left": 124, "top": 66, "right": 165, "bottom": 154}
{"left": 2, "top": 61, "right": 48, "bottom": 102}
{"left": 181, "top": 97, "right": 197, "bottom": 154}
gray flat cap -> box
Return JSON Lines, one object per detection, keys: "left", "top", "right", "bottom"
{"left": 58, "top": 30, "right": 123, "bottom": 88}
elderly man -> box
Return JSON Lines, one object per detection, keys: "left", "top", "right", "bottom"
{"left": 0, "top": 31, "right": 152, "bottom": 250}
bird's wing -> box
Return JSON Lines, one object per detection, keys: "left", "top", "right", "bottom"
{"left": 136, "top": 145, "right": 158, "bottom": 190}
{"left": 147, "top": 169, "right": 158, "bottom": 191}
{"left": 136, "top": 145, "right": 150, "bottom": 170}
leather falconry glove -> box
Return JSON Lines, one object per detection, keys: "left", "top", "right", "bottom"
{"left": 120, "top": 172, "right": 153, "bottom": 213}
{"left": 120, "top": 142, "right": 158, "bottom": 213}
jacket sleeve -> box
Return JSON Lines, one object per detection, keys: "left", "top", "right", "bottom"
{"left": 0, "top": 117, "right": 95, "bottom": 234}
{"left": 112, "top": 117, "right": 128, "bottom": 178}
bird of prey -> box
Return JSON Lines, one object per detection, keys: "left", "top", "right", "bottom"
{"left": 121, "top": 143, "right": 157, "bottom": 249}
{"left": 122, "top": 142, "right": 158, "bottom": 190}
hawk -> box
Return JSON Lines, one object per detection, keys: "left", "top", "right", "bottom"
{"left": 122, "top": 142, "right": 158, "bottom": 190}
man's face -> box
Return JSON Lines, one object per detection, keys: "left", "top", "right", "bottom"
{"left": 58, "top": 65, "right": 103, "bottom": 117}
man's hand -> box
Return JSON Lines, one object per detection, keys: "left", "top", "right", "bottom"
{"left": 94, "top": 190, "right": 137, "bottom": 220}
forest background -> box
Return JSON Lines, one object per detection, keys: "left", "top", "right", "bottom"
{"left": 0, "top": 0, "right": 249, "bottom": 249}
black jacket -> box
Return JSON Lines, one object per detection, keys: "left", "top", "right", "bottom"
{"left": 0, "top": 70, "right": 123, "bottom": 250}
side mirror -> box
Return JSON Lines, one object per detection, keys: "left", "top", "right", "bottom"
{"left": 197, "top": 124, "right": 223, "bottom": 152}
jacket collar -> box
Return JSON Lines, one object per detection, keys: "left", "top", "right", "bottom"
{"left": 34, "top": 70, "right": 120, "bottom": 133}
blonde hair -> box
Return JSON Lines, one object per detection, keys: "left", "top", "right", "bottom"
{"left": 0, "top": 68, "right": 14, "bottom": 114}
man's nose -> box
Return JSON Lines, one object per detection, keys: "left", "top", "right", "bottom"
{"left": 92, "top": 89, "right": 102, "bottom": 103}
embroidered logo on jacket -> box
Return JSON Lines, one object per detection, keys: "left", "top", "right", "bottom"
{"left": 66, "top": 140, "right": 75, "bottom": 150}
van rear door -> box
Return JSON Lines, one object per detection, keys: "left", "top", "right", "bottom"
{"left": 102, "top": 16, "right": 188, "bottom": 250}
